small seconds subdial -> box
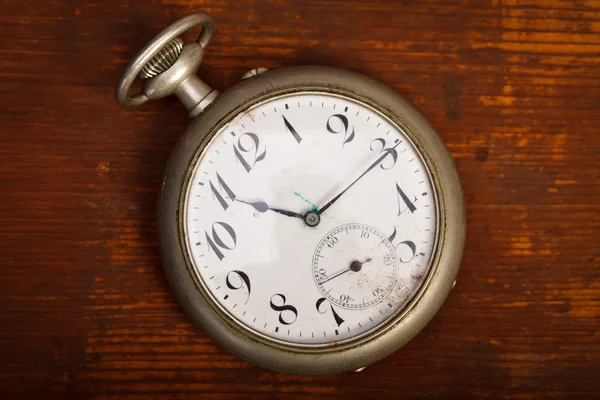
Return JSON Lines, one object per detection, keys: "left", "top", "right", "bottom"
{"left": 313, "top": 224, "right": 398, "bottom": 310}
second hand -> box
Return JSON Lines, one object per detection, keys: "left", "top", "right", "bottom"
{"left": 320, "top": 257, "right": 372, "bottom": 284}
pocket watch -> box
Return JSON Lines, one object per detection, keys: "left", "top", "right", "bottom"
{"left": 115, "top": 11, "right": 465, "bottom": 375}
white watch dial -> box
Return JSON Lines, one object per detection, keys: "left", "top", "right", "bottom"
{"left": 183, "top": 93, "right": 437, "bottom": 346}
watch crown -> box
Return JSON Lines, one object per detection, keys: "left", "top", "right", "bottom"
{"left": 139, "top": 37, "right": 184, "bottom": 79}
{"left": 241, "top": 67, "right": 269, "bottom": 80}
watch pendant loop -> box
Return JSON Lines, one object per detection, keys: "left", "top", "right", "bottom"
{"left": 115, "top": 12, "right": 217, "bottom": 115}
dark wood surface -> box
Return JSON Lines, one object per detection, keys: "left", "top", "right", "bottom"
{"left": 1, "top": 0, "right": 599, "bottom": 398}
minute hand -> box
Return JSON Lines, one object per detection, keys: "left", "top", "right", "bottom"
{"left": 317, "top": 142, "right": 400, "bottom": 215}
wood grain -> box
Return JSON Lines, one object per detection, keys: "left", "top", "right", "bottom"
{"left": 1, "top": 0, "right": 599, "bottom": 398}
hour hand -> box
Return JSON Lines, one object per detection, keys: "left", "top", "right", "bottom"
{"left": 232, "top": 198, "right": 304, "bottom": 219}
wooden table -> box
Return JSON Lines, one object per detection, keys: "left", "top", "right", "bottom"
{"left": 2, "top": 1, "right": 599, "bottom": 398}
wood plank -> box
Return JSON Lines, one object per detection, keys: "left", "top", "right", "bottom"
{"left": 1, "top": 0, "right": 598, "bottom": 398}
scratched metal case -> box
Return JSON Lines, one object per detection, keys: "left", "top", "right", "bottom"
{"left": 116, "top": 12, "right": 465, "bottom": 375}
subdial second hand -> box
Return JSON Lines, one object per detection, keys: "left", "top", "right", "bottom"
{"left": 320, "top": 257, "right": 372, "bottom": 284}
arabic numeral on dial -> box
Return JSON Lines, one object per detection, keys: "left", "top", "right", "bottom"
{"left": 327, "top": 114, "right": 355, "bottom": 146}
{"left": 370, "top": 138, "right": 398, "bottom": 170}
{"left": 317, "top": 268, "right": 327, "bottom": 280}
{"left": 360, "top": 230, "right": 370, "bottom": 239}
{"left": 209, "top": 172, "right": 236, "bottom": 211}
{"left": 270, "top": 294, "right": 298, "bottom": 325}
{"left": 372, "top": 287, "right": 384, "bottom": 297}
{"left": 233, "top": 132, "right": 266, "bottom": 173}
{"left": 388, "top": 226, "right": 416, "bottom": 263}
{"left": 397, "top": 240, "right": 416, "bottom": 263}
{"left": 205, "top": 221, "right": 237, "bottom": 261}
{"left": 383, "top": 253, "right": 394, "bottom": 265}
{"left": 225, "top": 270, "right": 251, "bottom": 304}
{"left": 327, "top": 236, "right": 338, "bottom": 248}
{"left": 339, "top": 294, "right": 353, "bottom": 305}
{"left": 396, "top": 184, "right": 417, "bottom": 215}
{"left": 282, "top": 115, "right": 302, "bottom": 143}
{"left": 234, "top": 132, "right": 266, "bottom": 173}
{"left": 316, "top": 297, "right": 345, "bottom": 327}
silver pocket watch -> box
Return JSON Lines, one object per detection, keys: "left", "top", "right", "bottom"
{"left": 116, "top": 11, "right": 465, "bottom": 375}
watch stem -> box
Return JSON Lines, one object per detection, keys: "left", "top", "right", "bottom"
{"left": 139, "top": 37, "right": 184, "bottom": 79}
